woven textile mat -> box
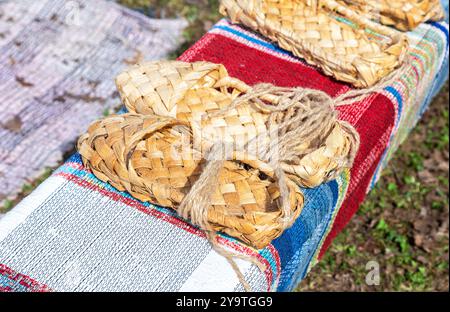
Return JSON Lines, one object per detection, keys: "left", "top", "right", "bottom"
{"left": 0, "top": 0, "right": 186, "bottom": 206}
{"left": 0, "top": 3, "right": 448, "bottom": 291}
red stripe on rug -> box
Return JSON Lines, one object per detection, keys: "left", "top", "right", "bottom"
{"left": 319, "top": 98, "right": 395, "bottom": 258}
{"left": 0, "top": 263, "right": 51, "bottom": 292}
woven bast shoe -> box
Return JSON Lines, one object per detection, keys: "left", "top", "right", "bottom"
{"left": 79, "top": 61, "right": 360, "bottom": 248}
{"left": 339, "top": 0, "right": 445, "bottom": 31}
{"left": 219, "top": 0, "right": 409, "bottom": 88}
{"left": 77, "top": 113, "right": 305, "bottom": 249}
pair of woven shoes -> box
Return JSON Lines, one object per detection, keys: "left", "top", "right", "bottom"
{"left": 78, "top": 61, "right": 359, "bottom": 249}
{"left": 220, "top": 0, "right": 445, "bottom": 88}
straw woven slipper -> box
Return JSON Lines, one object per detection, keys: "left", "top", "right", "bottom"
{"left": 219, "top": 0, "right": 409, "bottom": 88}
{"left": 340, "top": 0, "right": 445, "bottom": 31}
{"left": 78, "top": 61, "right": 359, "bottom": 248}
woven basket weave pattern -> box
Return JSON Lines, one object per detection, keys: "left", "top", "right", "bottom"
{"left": 340, "top": 0, "right": 445, "bottom": 31}
{"left": 219, "top": 0, "right": 409, "bottom": 88}
{"left": 78, "top": 61, "right": 359, "bottom": 249}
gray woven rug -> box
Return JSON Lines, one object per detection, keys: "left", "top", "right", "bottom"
{"left": 0, "top": 0, "right": 186, "bottom": 205}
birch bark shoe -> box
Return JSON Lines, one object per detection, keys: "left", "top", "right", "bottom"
{"left": 340, "top": 0, "right": 445, "bottom": 31}
{"left": 219, "top": 0, "right": 409, "bottom": 88}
